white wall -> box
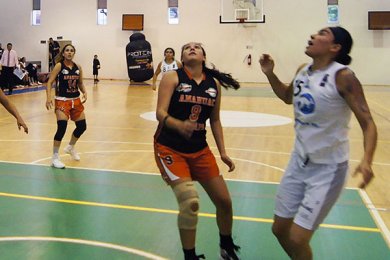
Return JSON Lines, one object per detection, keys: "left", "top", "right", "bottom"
{"left": 1, "top": 0, "right": 390, "bottom": 85}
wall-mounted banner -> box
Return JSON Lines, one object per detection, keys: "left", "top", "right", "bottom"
{"left": 328, "top": 5, "right": 339, "bottom": 24}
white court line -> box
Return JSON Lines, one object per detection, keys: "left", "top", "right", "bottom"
{"left": 31, "top": 150, "right": 153, "bottom": 164}
{"left": 0, "top": 139, "right": 387, "bottom": 166}
{"left": 3, "top": 159, "right": 283, "bottom": 185}
{"left": 0, "top": 139, "right": 152, "bottom": 145}
{"left": 27, "top": 147, "right": 390, "bottom": 167}
{"left": 4, "top": 144, "right": 390, "bottom": 213}
{"left": 228, "top": 157, "right": 285, "bottom": 172}
{"left": 0, "top": 137, "right": 389, "bottom": 165}
{"left": 1, "top": 159, "right": 386, "bottom": 201}
{"left": 226, "top": 147, "right": 291, "bottom": 155}
{"left": 348, "top": 159, "right": 390, "bottom": 167}
{"left": 2, "top": 135, "right": 390, "bottom": 143}
{"left": 359, "top": 190, "right": 390, "bottom": 248}
{"left": 1, "top": 159, "right": 389, "bottom": 241}
{"left": 0, "top": 236, "right": 168, "bottom": 260}
{"left": 30, "top": 150, "right": 285, "bottom": 173}
{"left": 1, "top": 160, "right": 162, "bottom": 177}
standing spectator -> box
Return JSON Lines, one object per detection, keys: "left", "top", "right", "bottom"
{"left": 93, "top": 54, "right": 100, "bottom": 83}
{"left": 0, "top": 43, "right": 19, "bottom": 95}
{"left": 0, "top": 43, "right": 3, "bottom": 87}
{"left": 46, "top": 44, "right": 87, "bottom": 169}
{"left": 49, "top": 37, "right": 60, "bottom": 70}
{"left": 0, "top": 43, "right": 4, "bottom": 59}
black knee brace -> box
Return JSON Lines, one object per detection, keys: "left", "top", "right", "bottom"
{"left": 54, "top": 120, "right": 68, "bottom": 141}
{"left": 73, "top": 119, "right": 86, "bottom": 138}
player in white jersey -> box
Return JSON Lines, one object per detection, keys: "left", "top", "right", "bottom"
{"left": 152, "top": 47, "right": 182, "bottom": 90}
{"left": 259, "top": 26, "right": 377, "bottom": 259}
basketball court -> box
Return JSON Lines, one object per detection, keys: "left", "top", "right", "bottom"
{"left": 0, "top": 81, "right": 388, "bottom": 259}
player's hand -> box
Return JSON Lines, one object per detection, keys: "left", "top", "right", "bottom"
{"left": 221, "top": 154, "right": 235, "bottom": 172}
{"left": 17, "top": 119, "right": 28, "bottom": 134}
{"left": 179, "top": 119, "right": 197, "bottom": 140}
{"left": 353, "top": 160, "right": 374, "bottom": 189}
{"left": 82, "top": 92, "right": 88, "bottom": 103}
{"left": 259, "top": 54, "right": 275, "bottom": 75}
{"left": 46, "top": 99, "right": 53, "bottom": 110}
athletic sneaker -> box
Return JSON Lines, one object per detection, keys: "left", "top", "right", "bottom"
{"left": 184, "top": 253, "right": 205, "bottom": 260}
{"left": 64, "top": 145, "right": 80, "bottom": 161}
{"left": 52, "top": 155, "right": 65, "bottom": 169}
{"left": 183, "top": 248, "right": 205, "bottom": 260}
{"left": 220, "top": 244, "right": 241, "bottom": 260}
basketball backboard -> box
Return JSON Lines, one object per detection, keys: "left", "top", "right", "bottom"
{"left": 220, "top": 0, "right": 265, "bottom": 23}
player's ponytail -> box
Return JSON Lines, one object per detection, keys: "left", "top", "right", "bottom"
{"left": 181, "top": 43, "right": 240, "bottom": 90}
{"left": 203, "top": 62, "right": 240, "bottom": 90}
{"left": 329, "top": 26, "right": 353, "bottom": 65}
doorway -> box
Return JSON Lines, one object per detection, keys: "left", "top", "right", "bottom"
{"left": 48, "top": 40, "right": 72, "bottom": 71}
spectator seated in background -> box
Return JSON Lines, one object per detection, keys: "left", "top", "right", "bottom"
{"left": 18, "top": 57, "right": 30, "bottom": 86}
{"left": 37, "top": 71, "right": 50, "bottom": 85}
{"left": 26, "top": 63, "right": 40, "bottom": 85}
{"left": 12, "top": 57, "right": 31, "bottom": 87}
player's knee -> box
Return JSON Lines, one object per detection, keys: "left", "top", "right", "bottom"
{"left": 173, "top": 182, "right": 200, "bottom": 230}
{"left": 54, "top": 120, "right": 68, "bottom": 141}
{"left": 178, "top": 197, "right": 199, "bottom": 230}
{"left": 73, "top": 119, "right": 86, "bottom": 138}
{"left": 271, "top": 223, "right": 282, "bottom": 238}
{"left": 272, "top": 220, "right": 289, "bottom": 239}
{"left": 289, "top": 230, "right": 311, "bottom": 248}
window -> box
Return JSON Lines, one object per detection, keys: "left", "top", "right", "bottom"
{"left": 327, "top": 0, "right": 339, "bottom": 24}
{"left": 168, "top": 0, "right": 179, "bottom": 24}
{"left": 97, "top": 0, "right": 107, "bottom": 25}
{"left": 32, "top": 0, "right": 41, "bottom": 26}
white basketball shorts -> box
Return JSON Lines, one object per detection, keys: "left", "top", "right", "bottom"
{"left": 274, "top": 151, "right": 349, "bottom": 230}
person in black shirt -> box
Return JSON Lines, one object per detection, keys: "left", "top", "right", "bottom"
{"left": 154, "top": 42, "right": 241, "bottom": 260}
{"left": 48, "top": 38, "right": 60, "bottom": 71}
{"left": 93, "top": 54, "right": 100, "bottom": 83}
{"left": 26, "top": 63, "right": 40, "bottom": 85}
{"left": 0, "top": 43, "right": 4, "bottom": 59}
{"left": 46, "top": 44, "right": 87, "bottom": 169}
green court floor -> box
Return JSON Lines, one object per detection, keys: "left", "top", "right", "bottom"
{"left": 0, "top": 162, "right": 388, "bottom": 259}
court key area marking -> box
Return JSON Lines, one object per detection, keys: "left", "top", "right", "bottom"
{"left": 0, "top": 236, "right": 168, "bottom": 260}
{"left": 140, "top": 110, "right": 292, "bottom": 127}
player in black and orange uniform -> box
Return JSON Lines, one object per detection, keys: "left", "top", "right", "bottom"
{"left": 154, "top": 42, "right": 241, "bottom": 260}
{"left": 46, "top": 44, "right": 87, "bottom": 169}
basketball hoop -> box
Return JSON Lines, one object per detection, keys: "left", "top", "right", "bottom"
{"left": 235, "top": 8, "right": 249, "bottom": 23}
